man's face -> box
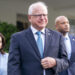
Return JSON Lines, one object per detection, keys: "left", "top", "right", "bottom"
{"left": 28, "top": 6, "right": 48, "bottom": 30}
{"left": 56, "top": 17, "right": 70, "bottom": 33}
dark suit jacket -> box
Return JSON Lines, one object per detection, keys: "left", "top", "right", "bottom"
{"left": 59, "top": 34, "right": 75, "bottom": 75}
{"left": 8, "top": 27, "right": 69, "bottom": 75}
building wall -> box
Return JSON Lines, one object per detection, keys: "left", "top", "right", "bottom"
{"left": 0, "top": 0, "right": 75, "bottom": 31}
{"left": 0, "top": 0, "right": 61, "bottom": 29}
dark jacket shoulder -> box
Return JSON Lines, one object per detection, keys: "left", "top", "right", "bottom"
{"left": 46, "top": 28, "right": 62, "bottom": 37}
{"left": 11, "top": 28, "right": 30, "bottom": 38}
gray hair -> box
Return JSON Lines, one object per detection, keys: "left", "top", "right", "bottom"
{"left": 28, "top": 1, "right": 48, "bottom": 15}
{"left": 55, "top": 16, "right": 68, "bottom": 25}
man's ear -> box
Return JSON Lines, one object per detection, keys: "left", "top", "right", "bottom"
{"left": 55, "top": 24, "right": 58, "bottom": 30}
{"left": 28, "top": 15, "right": 31, "bottom": 22}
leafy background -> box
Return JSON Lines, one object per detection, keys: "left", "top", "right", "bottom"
{"left": 0, "top": 22, "right": 18, "bottom": 52}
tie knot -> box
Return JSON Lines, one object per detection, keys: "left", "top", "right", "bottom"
{"left": 36, "top": 31, "right": 41, "bottom": 36}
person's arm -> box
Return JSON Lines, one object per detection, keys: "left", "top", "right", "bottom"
{"left": 41, "top": 57, "right": 56, "bottom": 69}
{"left": 54, "top": 35, "right": 69, "bottom": 73}
{"left": 8, "top": 34, "right": 21, "bottom": 75}
{"left": 41, "top": 34, "right": 69, "bottom": 74}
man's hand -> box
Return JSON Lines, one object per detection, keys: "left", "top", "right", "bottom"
{"left": 41, "top": 57, "right": 56, "bottom": 69}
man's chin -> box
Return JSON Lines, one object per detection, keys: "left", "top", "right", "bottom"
{"left": 39, "top": 24, "right": 46, "bottom": 27}
{"left": 39, "top": 26, "right": 45, "bottom": 29}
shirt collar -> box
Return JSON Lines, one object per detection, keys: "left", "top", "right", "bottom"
{"left": 31, "top": 25, "right": 45, "bottom": 34}
{"left": 64, "top": 33, "right": 69, "bottom": 39}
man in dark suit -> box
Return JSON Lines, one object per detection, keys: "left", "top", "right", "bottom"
{"left": 8, "top": 2, "right": 69, "bottom": 75}
{"left": 55, "top": 16, "right": 75, "bottom": 75}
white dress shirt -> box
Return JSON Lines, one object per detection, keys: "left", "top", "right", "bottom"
{"left": 64, "top": 33, "right": 72, "bottom": 59}
{"left": 0, "top": 52, "right": 8, "bottom": 75}
{"left": 31, "top": 25, "right": 46, "bottom": 75}
{"left": 31, "top": 25, "right": 45, "bottom": 51}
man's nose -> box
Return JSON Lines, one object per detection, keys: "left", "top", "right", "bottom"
{"left": 65, "top": 23, "right": 69, "bottom": 27}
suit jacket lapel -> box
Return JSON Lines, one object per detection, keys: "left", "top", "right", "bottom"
{"left": 69, "top": 35, "right": 75, "bottom": 61}
{"left": 44, "top": 28, "right": 52, "bottom": 57}
{"left": 25, "top": 27, "right": 41, "bottom": 58}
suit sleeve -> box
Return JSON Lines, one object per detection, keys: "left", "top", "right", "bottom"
{"left": 53, "top": 34, "right": 69, "bottom": 74}
{"left": 8, "top": 34, "right": 21, "bottom": 75}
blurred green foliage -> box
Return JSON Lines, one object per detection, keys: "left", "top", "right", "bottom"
{"left": 0, "top": 22, "right": 19, "bottom": 52}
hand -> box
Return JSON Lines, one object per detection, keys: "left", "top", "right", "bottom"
{"left": 41, "top": 57, "right": 56, "bottom": 69}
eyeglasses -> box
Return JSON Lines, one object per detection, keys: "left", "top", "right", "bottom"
{"left": 30, "top": 14, "right": 48, "bottom": 17}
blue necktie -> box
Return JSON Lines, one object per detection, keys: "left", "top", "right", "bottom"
{"left": 36, "top": 31, "right": 43, "bottom": 58}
